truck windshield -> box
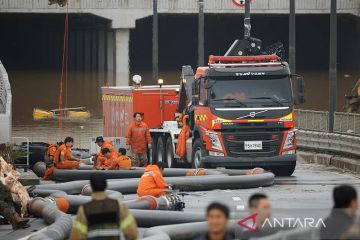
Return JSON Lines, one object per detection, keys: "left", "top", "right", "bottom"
{"left": 208, "top": 76, "right": 292, "bottom": 107}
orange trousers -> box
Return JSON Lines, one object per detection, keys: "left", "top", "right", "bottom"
{"left": 137, "top": 188, "right": 166, "bottom": 198}
{"left": 43, "top": 166, "right": 56, "bottom": 180}
{"left": 56, "top": 161, "right": 79, "bottom": 169}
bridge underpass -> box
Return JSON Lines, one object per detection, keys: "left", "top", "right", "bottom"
{"left": 1, "top": 0, "right": 360, "bottom": 86}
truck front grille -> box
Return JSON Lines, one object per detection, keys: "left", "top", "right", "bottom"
{"left": 222, "top": 132, "right": 282, "bottom": 158}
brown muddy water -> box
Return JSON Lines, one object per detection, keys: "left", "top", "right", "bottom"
{"left": 9, "top": 70, "right": 360, "bottom": 148}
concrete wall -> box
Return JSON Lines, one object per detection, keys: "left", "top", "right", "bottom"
{"left": 0, "top": 60, "right": 12, "bottom": 144}
{"left": 0, "top": 0, "right": 359, "bottom": 27}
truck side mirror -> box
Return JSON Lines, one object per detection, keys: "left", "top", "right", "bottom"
{"left": 291, "top": 74, "right": 306, "bottom": 105}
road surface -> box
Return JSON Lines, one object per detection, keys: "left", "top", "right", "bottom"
{"left": 2, "top": 159, "right": 360, "bottom": 239}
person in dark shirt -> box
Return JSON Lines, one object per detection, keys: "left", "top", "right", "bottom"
{"left": 321, "top": 184, "right": 358, "bottom": 240}
{"left": 195, "top": 202, "right": 232, "bottom": 240}
{"left": 240, "top": 193, "right": 278, "bottom": 239}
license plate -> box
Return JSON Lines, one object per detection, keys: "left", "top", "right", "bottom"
{"left": 244, "top": 141, "right": 263, "bottom": 150}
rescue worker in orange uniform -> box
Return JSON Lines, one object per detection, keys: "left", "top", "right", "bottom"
{"left": 137, "top": 162, "right": 169, "bottom": 197}
{"left": 43, "top": 141, "right": 63, "bottom": 180}
{"left": 44, "top": 141, "right": 63, "bottom": 168}
{"left": 176, "top": 115, "right": 190, "bottom": 159}
{"left": 126, "top": 112, "right": 152, "bottom": 167}
{"left": 114, "top": 148, "right": 132, "bottom": 170}
{"left": 54, "top": 137, "right": 83, "bottom": 170}
{"left": 95, "top": 148, "right": 116, "bottom": 170}
{"left": 93, "top": 136, "right": 118, "bottom": 170}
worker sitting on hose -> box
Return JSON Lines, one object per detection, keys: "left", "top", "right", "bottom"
{"left": 95, "top": 148, "right": 116, "bottom": 170}
{"left": 114, "top": 148, "right": 132, "bottom": 170}
{"left": 71, "top": 172, "right": 138, "bottom": 240}
{"left": 137, "top": 161, "right": 170, "bottom": 197}
{"left": 43, "top": 141, "right": 63, "bottom": 180}
{"left": 93, "top": 136, "right": 118, "bottom": 169}
{"left": 54, "top": 137, "right": 84, "bottom": 170}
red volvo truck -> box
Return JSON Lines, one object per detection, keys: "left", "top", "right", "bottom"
{"left": 102, "top": 52, "right": 305, "bottom": 176}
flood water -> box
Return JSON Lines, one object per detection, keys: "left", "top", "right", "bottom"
{"left": 9, "top": 69, "right": 359, "bottom": 148}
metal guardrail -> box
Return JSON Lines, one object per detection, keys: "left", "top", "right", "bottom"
{"left": 0, "top": 0, "right": 358, "bottom": 14}
{"left": 295, "top": 109, "right": 360, "bottom": 136}
{"left": 334, "top": 112, "right": 360, "bottom": 135}
{"left": 0, "top": 60, "right": 12, "bottom": 144}
{"left": 296, "top": 109, "right": 360, "bottom": 157}
{"left": 297, "top": 130, "right": 360, "bottom": 158}
{"left": 295, "top": 109, "right": 329, "bottom": 132}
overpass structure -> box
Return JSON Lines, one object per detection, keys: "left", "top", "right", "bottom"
{"left": 1, "top": 0, "right": 359, "bottom": 86}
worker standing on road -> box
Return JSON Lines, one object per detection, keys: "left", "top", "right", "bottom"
{"left": 176, "top": 115, "right": 190, "bottom": 160}
{"left": 71, "top": 172, "right": 138, "bottom": 240}
{"left": 93, "top": 136, "right": 118, "bottom": 169}
{"left": 126, "top": 112, "right": 152, "bottom": 167}
{"left": 54, "top": 137, "right": 84, "bottom": 170}
{"left": 43, "top": 141, "right": 63, "bottom": 180}
{"left": 137, "top": 161, "right": 169, "bottom": 197}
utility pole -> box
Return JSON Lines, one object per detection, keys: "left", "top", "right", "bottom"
{"left": 244, "top": 0, "right": 251, "bottom": 38}
{"left": 198, "top": 0, "right": 204, "bottom": 66}
{"left": 152, "top": 0, "right": 158, "bottom": 84}
{"left": 289, "top": 0, "right": 296, "bottom": 73}
{"left": 329, "top": 0, "right": 337, "bottom": 132}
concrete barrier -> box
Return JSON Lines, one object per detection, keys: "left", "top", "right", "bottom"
{"left": 298, "top": 151, "right": 360, "bottom": 174}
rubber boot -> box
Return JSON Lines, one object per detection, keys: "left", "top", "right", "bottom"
{"left": 10, "top": 214, "right": 30, "bottom": 230}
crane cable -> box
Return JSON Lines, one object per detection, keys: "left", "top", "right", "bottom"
{"left": 58, "top": 0, "right": 69, "bottom": 129}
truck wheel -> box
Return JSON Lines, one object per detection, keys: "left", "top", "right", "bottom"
{"left": 166, "top": 137, "right": 177, "bottom": 168}
{"left": 192, "top": 139, "right": 206, "bottom": 169}
{"left": 271, "top": 163, "right": 296, "bottom": 176}
{"left": 156, "top": 136, "right": 166, "bottom": 166}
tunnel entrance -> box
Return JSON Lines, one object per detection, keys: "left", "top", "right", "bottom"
{"left": 0, "top": 13, "right": 359, "bottom": 123}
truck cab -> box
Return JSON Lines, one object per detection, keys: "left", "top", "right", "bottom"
{"left": 186, "top": 55, "right": 304, "bottom": 176}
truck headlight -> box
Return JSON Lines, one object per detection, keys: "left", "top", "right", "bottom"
{"left": 283, "top": 131, "right": 295, "bottom": 149}
{"left": 207, "top": 132, "right": 223, "bottom": 151}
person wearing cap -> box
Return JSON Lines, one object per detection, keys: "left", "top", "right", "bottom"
{"left": 93, "top": 136, "right": 118, "bottom": 170}
{"left": 126, "top": 112, "right": 152, "bottom": 167}
{"left": 71, "top": 172, "right": 138, "bottom": 240}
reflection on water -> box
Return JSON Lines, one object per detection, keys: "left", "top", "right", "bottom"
{"left": 9, "top": 70, "right": 108, "bottom": 124}
{"left": 10, "top": 70, "right": 107, "bottom": 148}
{"left": 12, "top": 120, "right": 103, "bottom": 149}
{"left": 9, "top": 69, "right": 360, "bottom": 148}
